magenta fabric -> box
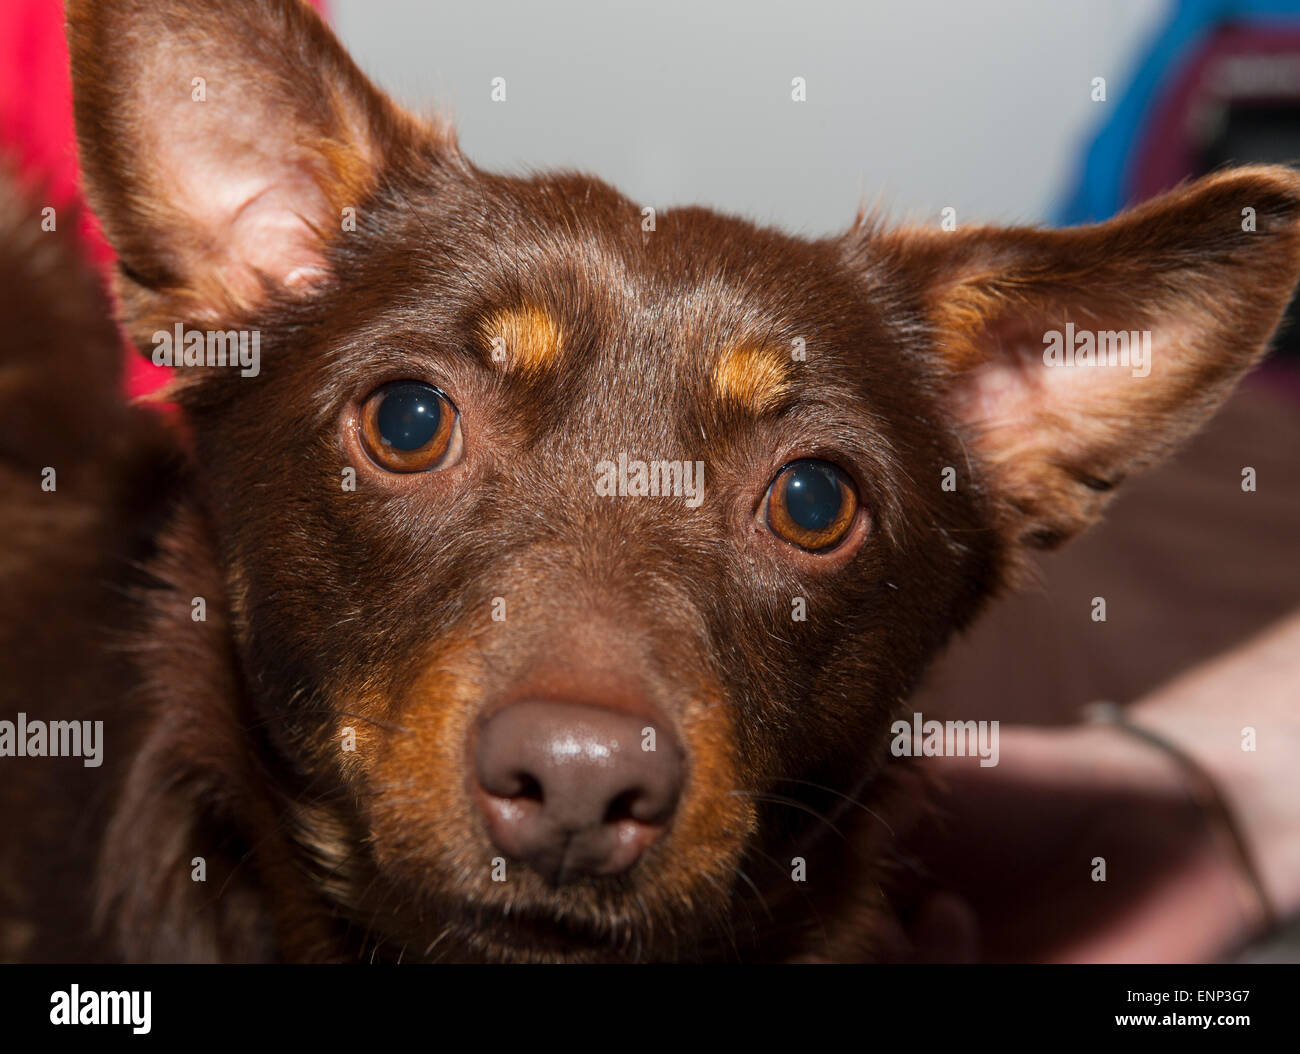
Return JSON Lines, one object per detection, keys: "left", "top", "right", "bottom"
{"left": 1129, "top": 23, "right": 1300, "bottom": 204}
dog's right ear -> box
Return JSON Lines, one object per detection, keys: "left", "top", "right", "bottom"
{"left": 67, "top": 0, "right": 455, "bottom": 344}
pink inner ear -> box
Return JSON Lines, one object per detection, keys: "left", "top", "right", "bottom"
{"left": 158, "top": 139, "right": 336, "bottom": 313}
{"left": 139, "top": 59, "right": 360, "bottom": 316}
{"left": 950, "top": 322, "right": 1062, "bottom": 455}
{"left": 217, "top": 172, "right": 332, "bottom": 297}
{"left": 952, "top": 318, "right": 1189, "bottom": 473}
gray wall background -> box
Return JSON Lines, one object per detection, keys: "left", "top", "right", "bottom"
{"left": 333, "top": 0, "right": 1169, "bottom": 234}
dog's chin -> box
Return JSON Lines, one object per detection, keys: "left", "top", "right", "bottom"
{"left": 428, "top": 905, "right": 657, "bottom": 964}
{"left": 357, "top": 869, "right": 732, "bottom": 963}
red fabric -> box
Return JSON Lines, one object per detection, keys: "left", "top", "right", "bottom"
{"left": 0, "top": 0, "right": 329, "bottom": 398}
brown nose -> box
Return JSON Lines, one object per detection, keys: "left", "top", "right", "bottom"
{"left": 473, "top": 700, "right": 682, "bottom": 883}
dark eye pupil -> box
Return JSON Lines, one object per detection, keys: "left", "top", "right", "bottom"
{"left": 783, "top": 461, "right": 843, "bottom": 531}
{"left": 376, "top": 382, "right": 441, "bottom": 450}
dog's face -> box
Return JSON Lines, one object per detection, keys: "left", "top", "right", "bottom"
{"left": 69, "top": 0, "right": 1300, "bottom": 961}
{"left": 160, "top": 166, "right": 993, "bottom": 962}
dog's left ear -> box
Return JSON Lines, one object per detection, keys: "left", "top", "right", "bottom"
{"left": 67, "top": 0, "right": 454, "bottom": 344}
{"left": 866, "top": 165, "right": 1300, "bottom": 551}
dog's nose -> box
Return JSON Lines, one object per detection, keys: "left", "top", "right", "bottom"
{"left": 473, "top": 700, "right": 682, "bottom": 883}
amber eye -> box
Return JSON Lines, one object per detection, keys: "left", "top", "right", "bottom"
{"left": 763, "top": 459, "right": 858, "bottom": 552}
{"left": 358, "top": 381, "right": 460, "bottom": 472}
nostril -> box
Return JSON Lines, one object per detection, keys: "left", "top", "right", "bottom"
{"left": 603, "top": 787, "right": 641, "bottom": 825}
{"left": 477, "top": 752, "right": 546, "bottom": 803}
{"left": 507, "top": 771, "right": 544, "bottom": 804}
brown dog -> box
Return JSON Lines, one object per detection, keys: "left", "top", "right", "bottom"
{"left": 2, "top": 0, "right": 1299, "bottom": 963}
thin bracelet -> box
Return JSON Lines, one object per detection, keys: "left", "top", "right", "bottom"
{"left": 1081, "top": 700, "right": 1279, "bottom": 936}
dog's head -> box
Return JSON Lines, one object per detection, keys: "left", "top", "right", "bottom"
{"left": 69, "top": 0, "right": 1300, "bottom": 961}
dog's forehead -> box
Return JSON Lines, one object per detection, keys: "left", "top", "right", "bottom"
{"left": 472, "top": 297, "right": 797, "bottom": 416}
{"left": 425, "top": 175, "right": 858, "bottom": 416}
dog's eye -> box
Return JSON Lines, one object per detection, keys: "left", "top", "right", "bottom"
{"left": 763, "top": 459, "right": 858, "bottom": 552}
{"left": 358, "top": 381, "right": 460, "bottom": 472}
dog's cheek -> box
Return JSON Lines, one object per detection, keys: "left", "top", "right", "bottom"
{"left": 653, "top": 680, "right": 757, "bottom": 898}
{"left": 343, "top": 639, "right": 486, "bottom": 890}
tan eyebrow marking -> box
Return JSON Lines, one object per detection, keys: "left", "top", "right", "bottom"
{"left": 711, "top": 343, "right": 792, "bottom": 413}
{"left": 478, "top": 306, "right": 563, "bottom": 373}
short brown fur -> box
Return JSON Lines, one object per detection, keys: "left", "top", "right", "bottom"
{"left": 2, "top": 0, "right": 1299, "bottom": 962}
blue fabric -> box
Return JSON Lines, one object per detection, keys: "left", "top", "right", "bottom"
{"left": 1055, "top": 0, "right": 1300, "bottom": 226}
